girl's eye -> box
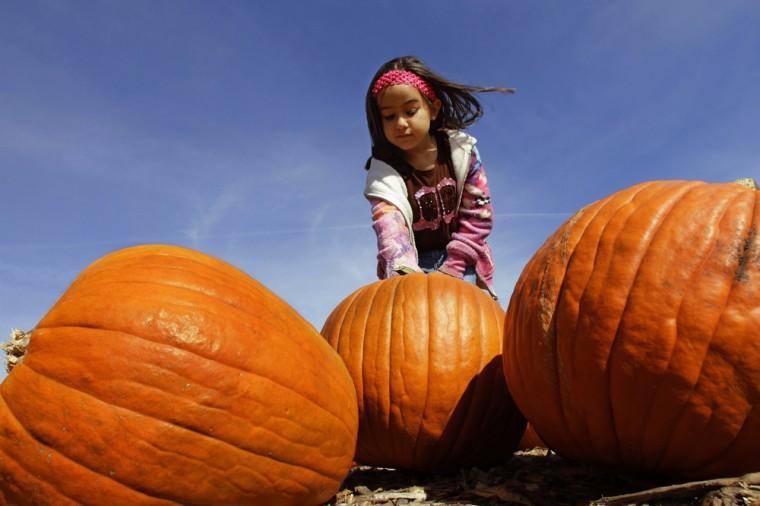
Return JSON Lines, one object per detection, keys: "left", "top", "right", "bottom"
{"left": 382, "top": 114, "right": 396, "bottom": 121}
{"left": 406, "top": 108, "right": 418, "bottom": 116}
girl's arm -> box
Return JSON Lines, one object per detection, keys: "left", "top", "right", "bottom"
{"left": 439, "top": 148, "right": 498, "bottom": 297}
{"left": 368, "top": 198, "right": 421, "bottom": 278}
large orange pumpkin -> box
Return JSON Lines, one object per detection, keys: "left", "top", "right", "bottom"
{"left": 504, "top": 179, "right": 760, "bottom": 479}
{"left": 0, "top": 245, "right": 358, "bottom": 505}
{"left": 322, "top": 272, "right": 526, "bottom": 473}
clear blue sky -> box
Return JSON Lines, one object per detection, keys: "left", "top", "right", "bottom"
{"left": 2, "top": 1, "right": 759, "bottom": 369}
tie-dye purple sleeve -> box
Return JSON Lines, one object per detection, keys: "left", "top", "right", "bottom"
{"left": 368, "top": 198, "right": 421, "bottom": 279}
{"left": 439, "top": 147, "right": 497, "bottom": 296}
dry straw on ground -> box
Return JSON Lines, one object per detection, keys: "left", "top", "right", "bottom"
{"left": 331, "top": 449, "right": 760, "bottom": 505}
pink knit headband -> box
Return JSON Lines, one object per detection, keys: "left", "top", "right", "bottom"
{"left": 371, "top": 70, "right": 438, "bottom": 102}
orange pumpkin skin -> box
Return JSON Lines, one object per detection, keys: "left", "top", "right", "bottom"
{"left": 504, "top": 180, "right": 760, "bottom": 479}
{"left": 321, "top": 272, "right": 526, "bottom": 473}
{"left": 0, "top": 245, "right": 358, "bottom": 505}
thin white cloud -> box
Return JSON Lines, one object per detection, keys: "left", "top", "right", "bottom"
{"left": 619, "top": 1, "right": 746, "bottom": 46}
{"left": 183, "top": 186, "right": 244, "bottom": 246}
{"left": 495, "top": 212, "right": 571, "bottom": 218}
{"left": 573, "top": 0, "right": 746, "bottom": 62}
{"left": 0, "top": 223, "right": 370, "bottom": 253}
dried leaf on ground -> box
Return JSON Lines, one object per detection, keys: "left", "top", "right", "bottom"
{"left": 330, "top": 449, "right": 760, "bottom": 505}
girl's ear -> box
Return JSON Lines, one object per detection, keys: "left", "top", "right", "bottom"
{"left": 431, "top": 98, "right": 442, "bottom": 120}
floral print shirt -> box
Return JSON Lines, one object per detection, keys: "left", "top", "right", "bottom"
{"left": 366, "top": 137, "right": 497, "bottom": 298}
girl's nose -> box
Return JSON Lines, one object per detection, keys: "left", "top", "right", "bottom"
{"left": 396, "top": 117, "right": 409, "bottom": 129}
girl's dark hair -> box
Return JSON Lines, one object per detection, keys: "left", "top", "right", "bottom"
{"left": 365, "top": 55, "right": 514, "bottom": 172}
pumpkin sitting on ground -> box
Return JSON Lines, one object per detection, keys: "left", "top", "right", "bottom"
{"left": 322, "top": 272, "right": 526, "bottom": 473}
{"left": 0, "top": 244, "right": 358, "bottom": 505}
{"left": 504, "top": 179, "right": 760, "bottom": 479}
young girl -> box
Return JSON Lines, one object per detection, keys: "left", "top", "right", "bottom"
{"left": 363, "top": 55, "right": 513, "bottom": 300}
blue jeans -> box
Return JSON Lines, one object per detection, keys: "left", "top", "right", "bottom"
{"left": 418, "top": 249, "right": 477, "bottom": 285}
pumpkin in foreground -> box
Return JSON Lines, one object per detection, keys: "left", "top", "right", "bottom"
{"left": 322, "top": 272, "right": 526, "bottom": 473}
{"left": 504, "top": 179, "right": 760, "bottom": 479}
{"left": 0, "top": 244, "right": 358, "bottom": 505}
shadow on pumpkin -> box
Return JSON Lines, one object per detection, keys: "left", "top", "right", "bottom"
{"left": 421, "top": 354, "right": 527, "bottom": 473}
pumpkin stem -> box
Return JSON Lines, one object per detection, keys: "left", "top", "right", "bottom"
{"left": 1, "top": 328, "right": 32, "bottom": 373}
{"left": 734, "top": 177, "right": 759, "bottom": 189}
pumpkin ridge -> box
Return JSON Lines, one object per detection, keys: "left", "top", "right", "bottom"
{"left": 56, "top": 277, "right": 308, "bottom": 349}
{"left": 465, "top": 287, "right": 491, "bottom": 458}
{"left": 605, "top": 182, "right": 712, "bottom": 466}
{"left": 50, "top": 280, "right": 356, "bottom": 413}
{"left": 559, "top": 182, "right": 652, "bottom": 459}
{"left": 0, "top": 374, "right": 183, "bottom": 504}
{"left": 5, "top": 363, "right": 343, "bottom": 504}
{"left": 549, "top": 185, "right": 636, "bottom": 455}
{"left": 70, "top": 253, "right": 314, "bottom": 332}
{"left": 411, "top": 275, "right": 434, "bottom": 468}
{"left": 0, "top": 444, "right": 83, "bottom": 506}
{"left": 654, "top": 187, "right": 759, "bottom": 473}
{"left": 33, "top": 323, "right": 357, "bottom": 441}
{"left": 573, "top": 182, "right": 684, "bottom": 461}
{"left": 327, "top": 285, "right": 363, "bottom": 360}
{"left": 27, "top": 326, "right": 338, "bottom": 433}
{"left": 476, "top": 284, "right": 486, "bottom": 368}
{"left": 114, "top": 415, "right": 318, "bottom": 498}
{"left": 0, "top": 421, "right": 156, "bottom": 506}
{"left": 434, "top": 373, "right": 479, "bottom": 468}
{"left": 385, "top": 276, "right": 404, "bottom": 464}
{"left": 670, "top": 237, "right": 757, "bottom": 473}
{"left": 558, "top": 182, "right": 654, "bottom": 458}
{"left": 0, "top": 418, "right": 85, "bottom": 506}
{"left": 343, "top": 288, "right": 364, "bottom": 458}
{"left": 111, "top": 415, "right": 279, "bottom": 495}
{"left": 357, "top": 280, "right": 383, "bottom": 463}
{"left": 641, "top": 187, "right": 745, "bottom": 470}
{"left": 680, "top": 404, "right": 758, "bottom": 477}
{"left": 439, "top": 290, "right": 491, "bottom": 466}
{"left": 449, "top": 294, "right": 522, "bottom": 469}
{"left": 15, "top": 360, "right": 346, "bottom": 484}
{"left": 600, "top": 182, "right": 701, "bottom": 465}
{"left": 567, "top": 181, "right": 659, "bottom": 337}
{"left": 470, "top": 303, "right": 522, "bottom": 465}
{"left": 22, "top": 339, "right": 354, "bottom": 479}
{"left": 434, "top": 281, "right": 473, "bottom": 465}
{"left": 454, "top": 274, "right": 466, "bottom": 372}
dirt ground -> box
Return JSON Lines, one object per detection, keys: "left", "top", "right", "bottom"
{"left": 330, "top": 449, "right": 760, "bottom": 506}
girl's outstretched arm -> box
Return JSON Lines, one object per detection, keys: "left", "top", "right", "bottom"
{"left": 368, "top": 198, "right": 421, "bottom": 278}
{"left": 439, "top": 148, "right": 498, "bottom": 298}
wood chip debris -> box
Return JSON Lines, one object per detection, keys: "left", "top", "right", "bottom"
{"left": 330, "top": 449, "right": 760, "bottom": 505}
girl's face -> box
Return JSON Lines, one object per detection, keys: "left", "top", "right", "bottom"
{"left": 377, "top": 84, "right": 441, "bottom": 157}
